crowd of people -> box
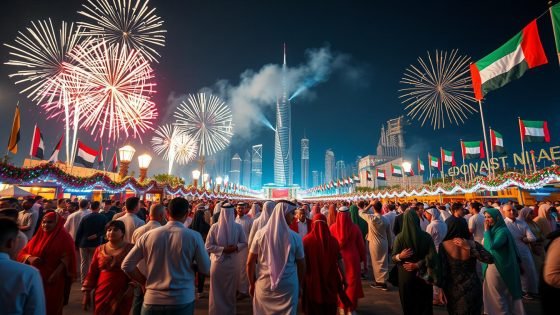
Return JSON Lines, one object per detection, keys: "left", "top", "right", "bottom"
{"left": 1, "top": 194, "right": 560, "bottom": 315}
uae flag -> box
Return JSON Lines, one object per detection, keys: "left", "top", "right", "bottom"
{"left": 48, "top": 135, "right": 63, "bottom": 163}
{"left": 29, "top": 125, "right": 45, "bottom": 159}
{"left": 404, "top": 166, "right": 414, "bottom": 177}
{"left": 353, "top": 174, "right": 360, "bottom": 182}
{"left": 418, "top": 158, "right": 425, "bottom": 175}
{"left": 470, "top": 20, "right": 548, "bottom": 100}
{"left": 376, "top": 169, "right": 386, "bottom": 180}
{"left": 520, "top": 119, "right": 550, "bottom": 143}
{"left": 391, "top": 164, "right": 403, "bottom": 177}
{"left": 461, "top": 141, "right": 486, "bottom": 159}
{"left": 111, "top": 151, "right": 118, "bottom": 172}
{"left": 429, "top": 155, "right": 440, "bottom": 170}
{"left": 441, "top": 149, "right": 456, "bottom": 166}
{"left": 551, "top": 3, "right": 560, "bottom": 63}
{"left": 490, "top": 129, "right": 506, "bottom": 154}
{"left": 74, "top": 140, "right": 98, "bottom": 168}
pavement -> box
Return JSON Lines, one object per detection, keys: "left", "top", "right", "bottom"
{"left": 64, "top": 279, "right": 542, "bottom": 314}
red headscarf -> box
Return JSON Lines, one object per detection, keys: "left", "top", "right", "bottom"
{"left": 331, "top": 207, "right": 353, "bottom": 247}
{"left": 327, "top": 204, "right": 337, "bottom": 226}
{"left": 18, "top": 212, "right": 77, "bottom": 278}
{"left": 311, "top": 204, "right": 321, "bottom": 216}
{"left": 302, "top": 214, "right": 341, "bottom": 304}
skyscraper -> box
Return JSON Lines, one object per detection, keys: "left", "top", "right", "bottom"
{"left": 242, "top": 150, "right": 251, "bottom": 187}
{"left": 300, "top": 137, "right": 309, "bottom": 189}
{"left": 336, "top": 160, "right": 346, "bottom": 180}
{"left": 312, "top": 170, "right": 319, "bottom": 187}
{"left": 325, "top": 149, "right": 335, "bottom": 183}
{"left": 274, "top": 44, "right": 293, "bottom": 186}
{"left": 251, "top": 144, "right": 263, "bottom": 189}
{"left": 230, "top": 153, "right": 241, "bottom": 185}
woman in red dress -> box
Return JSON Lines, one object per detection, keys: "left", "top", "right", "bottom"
{"left": 82, "top": 220, "right": 136, "bottom": 315}
{"left": 18, "top": 211, "right": 77, "bottom": 315}
{"left": 330, "top": 206, "right": 366, "bottom": 314}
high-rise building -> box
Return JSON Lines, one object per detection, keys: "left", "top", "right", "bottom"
{"left": 300, "top": 137, "right": 309, "bottom": 189}
{"left": 274, "top": 44, "right": 293, "bottom": 186}
{"left": 376, "top": 116, "right": 407, "bottom": 157}
{"left": 242, "top": 150, "right": 251, "bottom": 187}
{"left": 325, "top": 149, "right": 335, "bottom": 183}
{"left": 229, "top": 153, "right": 241, "bottom": 185}
{"left": 251, "top": 144, "right": 263, "bottom": 190}
{"left": 336, "top": 160, "right": 346, "bottom": 180}
{"left": 312, "top": 170, "right": 319, "bottom": 187}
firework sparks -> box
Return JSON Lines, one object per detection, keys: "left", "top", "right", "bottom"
{"left": 78, "top": 0, "right": 166, "bottom": 62}
{"left": 174, "top": 133, "right": 198, "bottom": 166}
{"left": 152, "top": 124, "right": 197, "bottom": 174}
{"left": 68, "top": 39, "right": 157, "bottom": 142}
{"left": 399, "top": 49, "right": 477, "bottom": 129}
{"left": 174, "top": 93, "right": 233, "bottom": 157}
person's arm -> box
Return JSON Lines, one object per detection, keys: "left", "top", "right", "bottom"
{"left": 247, "top": 252, "right": 258, "bottom": 296}
{"left": 194, "top": 233, "right": 211, "bottom": 276}
{"left": 468, "top": 216, "right": 475, "bottom": 235}
{"left": 523, "top": 224, "right": 537, "bottom": 243}
{"left": 75, "top": 221, "right": 84, "bottom": 248}
{"left": 236, "top": 225, "right": 248, "bottom": 251}
{"left": 247, "top": 224, "right": 257, "bottom": 248}
{"left": 25, "top": 269, "right": 46, "bottom": 315}
{"left": 205, "top": 225, "right": 224, "bottom": 255}
{"left": 121, "top": 243, "right": 146, "bottom": 286}
{"left": 543, "top": 238, "right": 560, "bottom": 288}
{"left": 296, "top": 258, "right": 306, "bottom": 296}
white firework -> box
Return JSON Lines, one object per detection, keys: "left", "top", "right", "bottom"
{"left": 152, "top": 124, "right": 198, "bottom": 174}
{"left": 174, "top": 93, "right": 233, "bottom": 157}
{"left": 78, "top": 0, "right": 166, "bottom": 62}
{"left": 174, "top": 133, "right": 198, "bottom": 166}
{"left": 399, "top": 49, "right": 477, "bottom": 129}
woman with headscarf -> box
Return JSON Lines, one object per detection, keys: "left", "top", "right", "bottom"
{"left": 534, "top": 203, "right": 556, "bottom": 241}
{"left": 391, "top": 210, "right": 440, "bottom": 315}
{"left": 82, "top": 220, "right": 135, "bottom": 314}
{"left": 330, "top": 206, "right": 366, "bottom": 314}
{"left": 482, "top": 208, "right": 526, "bottom": 315}
{"left": 248, "top": 201, "right": 276, "bottom": 247}
{"left": 190, "top": 209, "right": 211, "bottom": 299}
{"left": 311, "top": 204, "right": 321, "bottom": 216}
{"left": 439, "top": 215, "right": 494, "bottom": 315}
{"left": 18, "top": 212, "right": 77, "bottom": 315}
{"left": 205, "top": 203, "right": 247, "bottom": 315}
{"left": 349, "top": 204, "right": 368, "bottom": 241}
{"left": 247, "top": 200, "right": 305, "bottom": 315}
{"left": 302, "top": 214, "right": 344, "bottom": 315}
{"left": 327, "top": 204, "right": 337, "bottom": 226}
{"left": 248, "top": 202, "right": 261, "bottom": 219}
{"left": 424, "top": 207, "right": 447, "bottom": 305}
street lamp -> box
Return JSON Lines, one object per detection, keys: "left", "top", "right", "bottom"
{"left": 118, "top": 145, "right": 136, "bottom": 179}
{"left": 192, "top": 170, "right": 201, "bottom": 188}
{"left": 216, "top": 176, "right": 223, "bottom": 193}
{"left": 138, "top": 154, "right": 152, "bottom": 182}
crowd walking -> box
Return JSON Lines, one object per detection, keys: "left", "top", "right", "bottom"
{"left": 0, "top": 195, "right": 559, "bottom": 315}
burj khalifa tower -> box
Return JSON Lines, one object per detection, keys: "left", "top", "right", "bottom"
{"left": 273, "top": 44, "right": 293, "bottom": 186}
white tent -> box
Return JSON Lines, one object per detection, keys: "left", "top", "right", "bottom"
{"left": 0, "top": 185, "right": 35, "bottom": 198}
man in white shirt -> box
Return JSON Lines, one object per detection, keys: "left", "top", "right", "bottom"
{"left": 468, "top": 202, "right": 485, "bottom": 243}
{"left": 18, "top": 200, "right": 39, "bottom": 240}
{"left": 122, "top": 197, "right": 210, "bottom": 315}
{"left": 0, "top": 218, "right": 46, "bottom": 315}
{"left": 130, "top": 203, "right": 166, "bottom": 315}
{"left": 117, "top": 197, "right": 145, "bottom": 243}
{"left": 360, "top": 201, "right": 392, "bottom": 290}
{"left": 64, "top": 199, "right": 92, "bottom": 240}
{"left": 235, "top": 203, "right": 253, "bottom": 298}
{"left": 503, "top": 204, "right": 538, "bottom": 298}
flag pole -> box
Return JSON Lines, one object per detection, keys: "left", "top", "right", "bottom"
{"left": 549, "top": 1, "right": 560, "bottom": 65}
{"left": 477, "top": 100, "right": 492, "bottom": 178}
{"left": 428, "top": 153, "right": 433, "bottom": 187}
{"left": 518, "top": 117, "right": 527, "bottom": 175}
{"left": 460, "top": 139, "right": 467, "bottom": 182}
{"left": 489, "top": 127, "right": 496, "bottom": 173}
{"left": 440, "top": 148, "right": 445, "bottom": 184}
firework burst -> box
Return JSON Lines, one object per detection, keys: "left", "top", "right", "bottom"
{"left": 68, "top": 39, "right": 157, "bottom": 142}
{"left": 151, "top": 124, "right": 197, "bottom": 174}
{"left": 78, "top": 0, "right": 166, "bottom": 62}
{"left": 399, "top": 49, "right": 477, "bottom": 129}
{"left": 174, "top": 133, "right": 198, "bottom": 166}
{"left": 174, "top": 93, "right": 233, "bottom": 157}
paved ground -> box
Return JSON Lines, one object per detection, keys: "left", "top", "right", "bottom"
{"left": 65, "top": 280, "right": 542, "bottom": 314}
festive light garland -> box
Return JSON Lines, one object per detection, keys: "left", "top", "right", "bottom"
{"left": 0, "top": 162, "right": 258, "bottom": 198}
{"left": 302, "top": 165, "right": 560, "bottom": 201}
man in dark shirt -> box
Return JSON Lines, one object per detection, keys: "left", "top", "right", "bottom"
{"left": 75, "top": 201, "right": 108, "bottom": 284}
{"left": 101, "top": 200, "right": 116, "bottom": 221}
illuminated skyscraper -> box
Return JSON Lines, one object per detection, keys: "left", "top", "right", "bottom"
{"left": 230, "top": 153, "right": 241, "bottom": 185}
{"left": 251, "top": 144, "right": 263, "bottom": 189}
{"left": 301, "top": 137, "right": 309, "bottom": 189}
{"left": 336, "top": 160, "right": 346, "bottom": 180}
{"left": 312, "top": 170, "right": 319, "bottom": 187}
{"left": 274, "top": 44, "right": 293, "bottom": 186}
{"left": 325, "top": 149, "right": 335, "bottom": 183}
{"left": 242, "top": 150, "right": 251, "bottom": 187}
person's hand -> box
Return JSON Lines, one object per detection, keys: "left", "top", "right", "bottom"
{"left": 403, "top": 262, "right": 419, "bottom": 272}
{"left": 400, "top": 248, "right": 413, "bottom": 260}
{"left": 453, "top": 238, "right": 470, "bottom": 250}
{"left": 82, "top": 291, "right": 91, "bottom": 311}
{"left": 27, "top": 256, "right": 42, "bottom": 266}
{"left": 484, "top": 220, "right": 490, "bottom": 231}
{"left": 87, "top": 234, "right": 97, "bottom": 241}
{"left": 249, "top": 283, "right": 255, "bottom": 297}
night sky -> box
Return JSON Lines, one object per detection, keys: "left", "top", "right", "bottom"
{"left": 0, "top": 0, "right": 558, "bottom": 185}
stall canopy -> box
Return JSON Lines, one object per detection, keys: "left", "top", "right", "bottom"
{"left": 0, "top": 185, "right": 35, "bottom": 198}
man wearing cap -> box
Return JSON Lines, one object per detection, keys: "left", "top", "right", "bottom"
{"left": 206, "top": 202, "right": 247, "bottom": 314}
{"left": 235, "top": 202, "right": 253, "bottom": 299}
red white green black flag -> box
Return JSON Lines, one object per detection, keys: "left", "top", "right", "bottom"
{"left": 519, "top": 119, "right": 550, "bottom": 143}
{"left": 441, "top": 149, "right": 456, "bottom": 166}
{"left": 461, "top": 141, "right": 486, "bottom": 160}
{"left": 470, "top": 20, "right": 548, "bottom": 100}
